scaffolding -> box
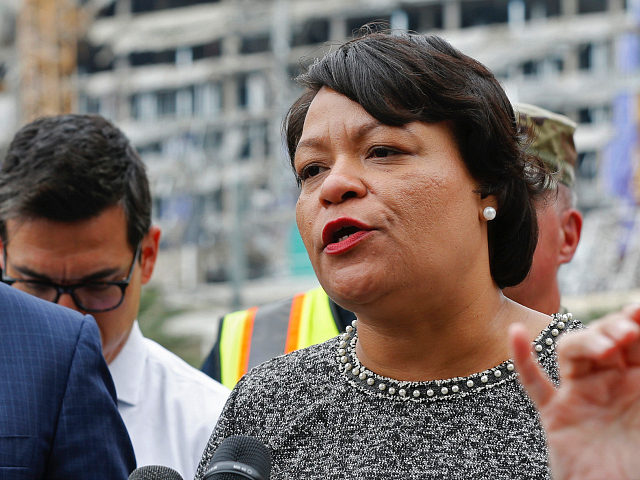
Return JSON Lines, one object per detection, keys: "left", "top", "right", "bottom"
{"left": 17, "top": 0, "right": 79, "bottom": 121}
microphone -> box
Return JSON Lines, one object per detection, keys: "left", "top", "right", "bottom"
{"left": 128, "top": 465, "right": 184, "bottom": 480}
{"left": 203, "top": 435, "right": 271, "bottom": 480}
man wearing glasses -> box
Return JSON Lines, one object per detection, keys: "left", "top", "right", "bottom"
{"left": 0, "top": 281, "right": 136, "bottom": 479}
{"left": 0, "top": 114, "right": 229, "bottom": 480}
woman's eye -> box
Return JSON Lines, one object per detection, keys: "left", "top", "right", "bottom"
{"left": 299, "top": 164, "right": 323, "bottom": 180}
{"left": 369, "top": 147, "right": 399, "bottom": 158}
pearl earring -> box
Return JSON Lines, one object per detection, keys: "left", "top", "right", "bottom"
{"left": 483, "top": 206, "right": 497, "bottom": 221}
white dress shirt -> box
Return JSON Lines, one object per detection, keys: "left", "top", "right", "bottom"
{"left": 109, "top": 321, "right": 229, "bottom": 480}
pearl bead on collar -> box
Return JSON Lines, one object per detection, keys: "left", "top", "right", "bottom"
{"left": 338, "top": 313, "right": 574, "bottom": 402}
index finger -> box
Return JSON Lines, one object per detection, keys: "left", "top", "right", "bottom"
{"left": 509, "top": 323, "right": 555, "bottom": 408}
{"left": 560, "top": 308, "right": 640, "bottom": 355}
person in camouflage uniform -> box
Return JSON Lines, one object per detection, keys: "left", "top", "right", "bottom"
{"left": 503, "top": 103, "right": 583, "bottom": 314}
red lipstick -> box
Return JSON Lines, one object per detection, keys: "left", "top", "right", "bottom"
{"left": 322, "top": 218, "right": 374, "bottom": 255}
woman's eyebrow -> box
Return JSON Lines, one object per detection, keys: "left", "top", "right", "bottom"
{"left": 295, "top": 136, "right": 325, "bottom": 153}
{"left": 297, "top": 119, "right": 402, "bottom": 153}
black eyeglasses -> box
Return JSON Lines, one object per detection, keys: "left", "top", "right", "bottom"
{"left": 1, "top": 244, "right": 141, "bottom": 313}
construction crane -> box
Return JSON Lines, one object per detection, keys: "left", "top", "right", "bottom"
{"left": 16, "top": 0, "right": 82, "bottom": 122}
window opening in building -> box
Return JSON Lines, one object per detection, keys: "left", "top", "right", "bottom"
{"left": 246, "top": 73, "right": 268, "bottom": 113}
{"left": 129, "top": 49, "right": 176, "bottom": 67}
{"left": 194, "top": 82, "right": 222, "bottom": 118}
{"left": 240, "top": 127, "right": 251, "bottom": 161}
{"left": 131, "top": 0, "right": 220, "bottom": 14}
{"left": 176, "top": 86, "right": 194, "bottom": 117}
{"left": 246, "top": 122, "right": 268, "bottom": 160}
{"left": 130, "top": 92, "right": 157, "bottom": 120}
{"left": 138, "top": 142, "right": 163, "bottom": 157}
{"left": 129, "top": 95, "right": 138, "bottom": 119}
{"left": 237, "top": 75, "right": 250, "bottom": 109}
{"left": 157, "top": 90, "right": 177, "bottom": 117}
{"left": 461, "top": 0, "right": 509, "bottom": 28}
{"left": 578, "top": 0, "right": 607, "bottom": 14}
{"left": 405, "top": 4, "right": 444, "bottom": 32}
{"left": 346, "top": 16, "right": 391, "bottom": 36}
{"left": 0, "top": 63, "right": 6, "bottom": 92}
{"left": 240, "top": 34, "right": 271, "bottom": 55}
{"left": 291, "top": 18, "right": 330, "bottom": 47}
{"left": 578, "top": 43, "right": 593, "bottom": 70}
{"left": 578, "top": 107, "right": 593, "bottom": 124}
{"left": 522, "top": 59, "right": 539, "bottom": 76}
{"left": 192, "top": 41, "right": 221, "bottom": 60}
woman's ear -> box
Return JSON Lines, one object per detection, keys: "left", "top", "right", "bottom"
{"left": 480, "top": 195, "right": 499, "bottom": 221}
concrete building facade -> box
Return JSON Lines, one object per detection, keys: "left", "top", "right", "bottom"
{"left": 2, "top": 0, "right": 640, "bottom": 299}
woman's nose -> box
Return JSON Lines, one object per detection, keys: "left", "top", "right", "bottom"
{"left": 319, "top": 161, "right": 367, "bottom": 206}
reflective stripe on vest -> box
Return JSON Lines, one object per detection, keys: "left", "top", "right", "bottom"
{"left": 219, "top": 307, "right": 257, "bottom": 389}
{"left": 285, "top": 287, "right": 338, "bottom": 353}
{"left": 218, "top": 287, "right": 340, "bottom": 389}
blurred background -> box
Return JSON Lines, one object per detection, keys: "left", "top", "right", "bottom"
{"left": 1, "top": 0, "right": 639, "bottom": 365}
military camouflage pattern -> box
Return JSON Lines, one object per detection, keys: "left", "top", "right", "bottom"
{"left": 515, "top": 103, "right": 577, "bottom": 187}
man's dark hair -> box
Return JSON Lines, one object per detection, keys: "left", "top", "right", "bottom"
{"left": 284, "top": 30, "right": 547, "bottom": 288}
{"left": 0, "top": 114, "right": 150, "bottom": 250}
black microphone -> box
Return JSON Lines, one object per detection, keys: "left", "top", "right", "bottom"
{"left": 128, "top": 465, "right": 184, "bottom": 480}
{"left": 203, "top": 435, "right": 271, "bottom": 480}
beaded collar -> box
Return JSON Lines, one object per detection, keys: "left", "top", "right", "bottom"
{"left": 337, "top": 313, "right": 575, "bottom": 403}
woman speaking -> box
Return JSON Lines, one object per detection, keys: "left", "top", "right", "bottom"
{"left": 195, "top": 30, "right": 640, "bottom": 479}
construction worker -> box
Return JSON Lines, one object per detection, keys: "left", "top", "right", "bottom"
{"left": 201, "top": 103, "right": 582, "bottom": 389}
{"left": 200, "top": 286, "right": 355, "bottom": 388}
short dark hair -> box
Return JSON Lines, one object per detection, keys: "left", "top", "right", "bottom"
{"left": 0, "top": 114, "right": 151, "bottom": 250}
{"left": 284, "top": 30, "right": 547, "bottom": 288}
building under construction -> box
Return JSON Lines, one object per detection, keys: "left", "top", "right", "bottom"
{"left": 1, "top": 0, "right": 640, "bottom": 299}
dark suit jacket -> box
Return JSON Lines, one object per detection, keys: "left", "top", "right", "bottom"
{"left": 0, "top": 283, "right": 136, "bottom": 479}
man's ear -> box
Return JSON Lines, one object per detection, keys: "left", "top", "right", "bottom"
{"left": 140, "top": 225, "right": 161, "bottom": 285}
{"left": 558, "top": 208, "right": 582, "bottom": 264}
{"left": 0, "top": 237, "right": 5, "bottom": 270}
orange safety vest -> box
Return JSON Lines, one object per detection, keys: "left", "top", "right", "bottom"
{"left": 207, "top": 287, "right": 347, "bottom": 389}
